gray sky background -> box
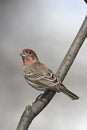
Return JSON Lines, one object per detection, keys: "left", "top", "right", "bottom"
{"left": 0, "top": 0, "right": 87, "bottom": 130}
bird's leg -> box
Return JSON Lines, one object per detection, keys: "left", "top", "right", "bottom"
{"left": 54, "top": 82, "right": 62, "bottom": 92}
{"left": 35, "top": 93, "right": 43, "bottom": 102}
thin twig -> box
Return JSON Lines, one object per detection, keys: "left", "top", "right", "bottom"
{"left": 16, "top": 16, "right": 87, "bottom": 130}
{"left": 84, "top": 0, "right": 87, "bottom": 4}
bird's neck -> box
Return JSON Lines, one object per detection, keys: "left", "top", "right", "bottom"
{"left": 23, "top": 58, "right": 38, "bottom": 67}
{"left": 23, "top": 59, "right": 30, "bottom": 67}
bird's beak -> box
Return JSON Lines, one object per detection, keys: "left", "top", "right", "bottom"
{"left": 20, "top": 52, "right": 26, "bottom": 57}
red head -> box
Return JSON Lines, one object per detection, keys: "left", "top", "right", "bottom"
{"left": 20, "top": 49, "right": 38, "bottom": 66}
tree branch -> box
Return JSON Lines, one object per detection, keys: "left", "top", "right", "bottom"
{"left": 16, "top": 16, "right": 87, "bottom": 130}
{"left": 56, "top": 16, "right": 87, "bottom": 81}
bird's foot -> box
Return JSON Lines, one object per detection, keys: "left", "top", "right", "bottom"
{"left": 35, "top": 93, "right": 43, "bottom": 102}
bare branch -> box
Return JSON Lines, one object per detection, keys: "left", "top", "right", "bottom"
{"left": 16, "top": 16, "right": 87, "bottom": 130}
{"left": 56, "top": 16, "right": 87, "bottom": 81}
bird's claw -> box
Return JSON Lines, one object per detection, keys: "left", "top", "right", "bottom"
{"left": 35, "top": 93, "right": 43, "bottom": 102}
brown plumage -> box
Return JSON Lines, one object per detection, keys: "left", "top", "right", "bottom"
{"left": 20, "top": 48, "right": 79, "bottom": 100}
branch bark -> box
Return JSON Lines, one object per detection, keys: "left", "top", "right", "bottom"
{"left": 16, "top": 16, "right": 87, "bottom": 130}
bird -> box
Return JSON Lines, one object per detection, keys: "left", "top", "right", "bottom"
{"left": 20, "top": 48, "right": 79, "bottom": 100}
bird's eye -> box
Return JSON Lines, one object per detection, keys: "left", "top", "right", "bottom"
{"left": 29, "top": 51, "right": 32, "bottom": 55}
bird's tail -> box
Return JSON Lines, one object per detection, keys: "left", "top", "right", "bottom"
{"left": 57, "top": 83, "right": 79, "bottom": 100}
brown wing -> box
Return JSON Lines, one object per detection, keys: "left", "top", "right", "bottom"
{"left": 24, "top": 61, "right": 57, "bottom": 87}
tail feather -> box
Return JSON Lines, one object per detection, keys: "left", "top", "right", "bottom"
{"left": 58, "top": 83, "right": 79, "bottom": 100}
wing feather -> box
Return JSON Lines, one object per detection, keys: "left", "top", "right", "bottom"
{"left": 24, "top": 61, "right": 57, "bottom": 87}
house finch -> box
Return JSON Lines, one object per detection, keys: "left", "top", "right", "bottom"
{"left": 20, "top": 48, "right": 79, "bottom": 100}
